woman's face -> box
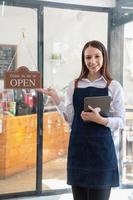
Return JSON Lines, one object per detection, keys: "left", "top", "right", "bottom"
{"left": 84, "top": 46, "right": 103, "bottom": 76}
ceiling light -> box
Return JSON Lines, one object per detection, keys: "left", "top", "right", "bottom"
{"left": 121, "top": 6, "right": 133, "bottom": 10}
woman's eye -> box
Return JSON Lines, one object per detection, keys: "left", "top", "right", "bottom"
{"left": 86, "top": 57, "right": 91, "bottom": 60}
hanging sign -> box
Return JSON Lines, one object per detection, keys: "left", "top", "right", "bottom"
{"left": 4, "top": 66, "right": 41, "bottom": 89}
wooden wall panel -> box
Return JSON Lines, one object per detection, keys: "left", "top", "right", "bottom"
{"left": 0, "top": 112, "right": 69, "bottom": 178}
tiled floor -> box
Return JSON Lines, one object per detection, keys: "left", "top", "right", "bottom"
{"left": 9, "top": 188, "right": 133, "bottom": 200}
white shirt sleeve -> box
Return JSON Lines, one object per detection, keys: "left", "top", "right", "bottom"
{"left": 107, "top": 80, "right": 125, "bottom": 132}
{"left": 56, "top": 81, "right": 74, "bottom": 127}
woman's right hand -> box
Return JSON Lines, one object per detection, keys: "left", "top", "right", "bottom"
{"left": 36, "top": 87, "right": 61, "bottom": 106}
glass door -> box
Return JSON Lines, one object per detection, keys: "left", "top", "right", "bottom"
{"left": 121, "top": 21, "right": 133, "bottom": 187}
{"left": 0, "top": 4, "right": 38, "bottom": 194}
{"left": 43, "top": 6, "right": 108, "bottom": 191}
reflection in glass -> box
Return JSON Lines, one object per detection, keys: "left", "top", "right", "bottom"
{"left": 43, "top": 7, "right": 108, "bottom": 191}
{"left": 122, "top": 22, "right": 133, "bottom": 186}
{"left": 0, "top": 5, "right": 37, "bottom": 194}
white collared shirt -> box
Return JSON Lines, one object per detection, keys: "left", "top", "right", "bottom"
{"left": 57, "top": 76, "right": 125, "bottom": 133}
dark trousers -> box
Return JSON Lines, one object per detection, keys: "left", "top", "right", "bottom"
{"left": 72, "top": 186, "right": 111, "bottom": 200}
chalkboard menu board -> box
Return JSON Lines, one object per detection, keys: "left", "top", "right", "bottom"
{"left": 0, "top": 44, "right": 17, "bottom": 79}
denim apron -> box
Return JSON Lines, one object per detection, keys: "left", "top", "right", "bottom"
{"left": 67, "top": 86, "right": 119, "bottom": 189}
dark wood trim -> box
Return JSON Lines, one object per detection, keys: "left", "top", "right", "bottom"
{"left": 36, "top": 5, "right": 44, "bottom": 195}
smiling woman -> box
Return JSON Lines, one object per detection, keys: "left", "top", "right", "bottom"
{"left": 84, "top": 46, "right": 103, "bottom": 80}
{"left": 38, "top": 40, "right": 125, "bottom": 200}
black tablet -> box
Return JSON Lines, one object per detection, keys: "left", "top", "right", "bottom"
{"left": 84, "top": 96, "right": 112, "bottom": 117}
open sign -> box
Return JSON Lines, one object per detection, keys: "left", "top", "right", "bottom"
{"left": 4, "top": 66, "right": 41, "bottom": 89}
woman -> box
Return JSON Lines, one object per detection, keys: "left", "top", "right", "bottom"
{"left": 38, "top": 40, "right": 125, "bottom": 200}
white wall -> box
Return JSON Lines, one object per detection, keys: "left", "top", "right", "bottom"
{"left": 124, "top": 22, "right": 133, "bottom": 38}
{"left": 40, "top": 0, "right": 116, "bottom": 7}
{"left": 123, "top": 22, "right": 133, "bottom": 105}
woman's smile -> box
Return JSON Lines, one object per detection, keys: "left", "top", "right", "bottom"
{"left": 84, "top": 46, "right": 103, "bottom": 78}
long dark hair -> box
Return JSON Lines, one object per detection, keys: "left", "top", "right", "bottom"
{"left": 75, "top": 40, "right": 112, "bottom": 87}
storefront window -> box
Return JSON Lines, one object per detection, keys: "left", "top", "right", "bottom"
{"left": 0, "top": 5, "right": 37, "bottom": 194}
{"left": 43, "top": 7, "right": 108, "bottom": 191}
{"left": 121, "top": 21, "right": 133, "bottom": 186}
